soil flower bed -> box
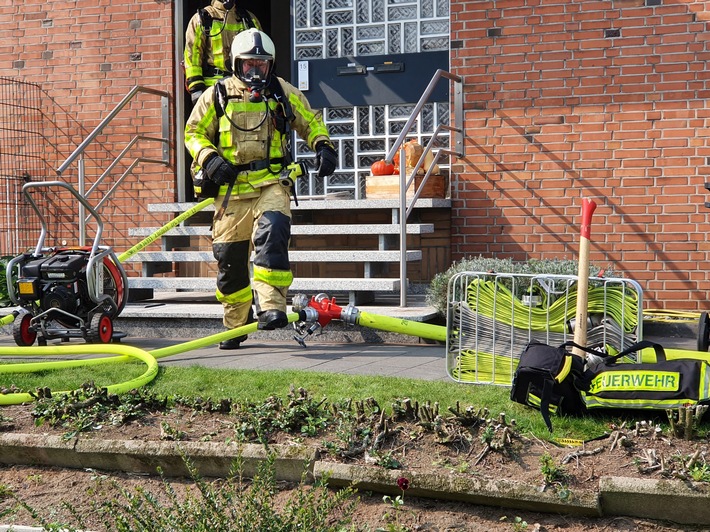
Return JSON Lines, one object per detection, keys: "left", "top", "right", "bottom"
{"left": 1, "top": 384, "right": 709, "bottom": 531}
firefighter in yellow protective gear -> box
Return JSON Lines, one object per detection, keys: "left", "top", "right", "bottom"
{"left": 183, "top": 0, "right": 261, "bottom": 105}
{"left": 184, "top": 29, "right": 337, "bottom": 350}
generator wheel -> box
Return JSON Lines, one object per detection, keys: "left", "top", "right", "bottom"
{"left": 698, "top": 311, "right": 710, "bottom": 352}
{"left": 13, "top": 311, "right": 36, "bottom": 347}
{"left": 87, "top": 312, "right": 113, "bottom": 344}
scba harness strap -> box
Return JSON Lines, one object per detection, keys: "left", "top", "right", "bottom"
{"left": 198, "top": 6, "right": 256, "bottom": 37}
{"left": 213, "top": 77, "right": 295, "bottom": 129}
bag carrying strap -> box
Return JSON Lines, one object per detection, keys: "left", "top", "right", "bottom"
{"left": 539, "top": 378, "right": 554, "bottom": 432}
{"left": 559, "top": 340, "right": 605, "bottom": 358}
{"left": 602, "top": 340, "right": 666, "bottom": 365}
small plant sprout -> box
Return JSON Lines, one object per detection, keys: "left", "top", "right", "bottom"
{"left": 500, "top": 515, "right": 529, "bottom": 531}
{"left": 380, "top": 477, "right": 411, "bottom": 531}
{"left": 540, "top": 452, "right": 569, "bottom": 495}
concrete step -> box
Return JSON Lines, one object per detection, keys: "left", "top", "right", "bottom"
{"left": 123, "top": 250, "right": 422, "bottom": 263}
{"left": 148, "top": 198, "right": 452, "bottom": 213}
{"left": 127, "top": 276, "right": 401, "bottom": 292}
{"left": 128, "top": 223, "right": 435, "bottom": 238}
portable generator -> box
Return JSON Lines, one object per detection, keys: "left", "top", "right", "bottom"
{"left": 5, "top": 181, "right": 128, "bottom": 346}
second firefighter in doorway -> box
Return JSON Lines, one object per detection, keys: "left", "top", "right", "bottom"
{"left": 184, "top": 28, "right": 337, "bottom": 349}
{"left": 183, "top": 0, "right": 261, "bottom": 105}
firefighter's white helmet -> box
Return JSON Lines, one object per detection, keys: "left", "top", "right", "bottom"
{"left": 231, "top": 28, "right": 275, "bottom": 87}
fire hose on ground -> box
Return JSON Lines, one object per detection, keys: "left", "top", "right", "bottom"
{"left": 0, "top": 295, "right": 447, "bottom": 405}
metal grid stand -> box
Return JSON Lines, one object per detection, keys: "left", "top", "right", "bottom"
{"left": 446, "top": 272, "right": 644, "bottom": 386}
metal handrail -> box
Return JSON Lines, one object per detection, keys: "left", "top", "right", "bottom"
{"left": 56, "top": 86, "right": 171, "bottom": 246}
{"left": 383, "top": 69, "right": 464, "bottom": 307}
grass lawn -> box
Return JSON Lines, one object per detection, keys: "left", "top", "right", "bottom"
{"left": 0, "top": 359, "right": 656, "bottom": 441}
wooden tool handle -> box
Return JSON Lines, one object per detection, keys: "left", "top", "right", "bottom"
{"left": 572, "top": 198, "right": 597, "bottom": 358}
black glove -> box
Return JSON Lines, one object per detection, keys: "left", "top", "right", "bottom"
{"left": 203, "top": 153, "right": 237, "bottom": 186}
{"left": 314, "top": 140, "right": 337, "bottom": 178}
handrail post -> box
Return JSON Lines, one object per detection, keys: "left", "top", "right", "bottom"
{"left": 78, "top": 154, "right": 86, "bottom": 247}
{"left": 399, "top": 147, "right": 407, "bottom": 307}
{"left": 386, "top": 69, "right": 463, "bottom": 308}
{"left": 55, "top": 85, "right": 171, "bottom": 245}
{"left": 453, "top": 77, "right": 464, "bottom": 157}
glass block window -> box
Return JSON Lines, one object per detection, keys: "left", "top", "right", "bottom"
{"left": 294, "top": 0, "right": 449, "bottom": 59}
{"left": 294, "top": 102, "right": 450, "bottom": 199}
{"left": 292, "top": 0, "right": 450, "bottom": 198}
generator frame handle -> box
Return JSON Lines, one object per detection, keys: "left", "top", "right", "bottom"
{"left": 23, "top": 181, "right": 104, "bottom": 258}
{"left": 19, "top": 181, "right": 120, "bottom": 306}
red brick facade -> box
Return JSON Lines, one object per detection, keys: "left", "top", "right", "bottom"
{"left": 451, "top": 0, "right": 710, "bottom": 311}
{"left": 3, "top": 1, "right": 710, "bottom": 309}
{"left": 0, "top": 0, "right": 176, "bottom": 275}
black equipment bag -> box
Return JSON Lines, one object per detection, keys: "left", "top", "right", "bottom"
{"left": 510, "top": 340, "right": 595, "bottom": 432}
{"left": 582, "top": 341, "right": 710, "bottom": 410}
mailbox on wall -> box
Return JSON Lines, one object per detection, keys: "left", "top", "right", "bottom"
{"left": 292, "top": 51, "right": 449, "bottom": 109}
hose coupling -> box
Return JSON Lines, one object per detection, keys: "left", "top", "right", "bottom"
{"left": 341, "top": 305, "right": 359, "bottom": 326}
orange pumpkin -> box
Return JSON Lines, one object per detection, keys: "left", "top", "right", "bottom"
{"left": 371, "top": 159, "right": 395, "bottom": 176}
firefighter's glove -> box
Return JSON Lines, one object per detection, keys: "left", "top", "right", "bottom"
{"left": 203, "top": 153, "right": 237, "bottom": 186}
{"left": 190, "top": 90, "right": 204, "bottom": 105}
{"left": 314, "top": 140, "right": 337, "bottom": 178}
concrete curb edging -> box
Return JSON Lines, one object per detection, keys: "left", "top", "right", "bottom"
{"left": 3, "top": 434, "right": 710, "bottom": 525}
{"left": 600, "top": 476, "right": 710, "bottom": 525}
{"left": 0, "top": 433, "right": 316, "bottom": 483}
{"left": 313, "top": 461, "right": 601, "bottom": 517}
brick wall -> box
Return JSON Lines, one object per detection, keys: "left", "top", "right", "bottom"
{"left": 451, "top": 0, "right": 710, "bottom": 311}
{"left": 0, "top": 0, "right": 176, "bottom": 275}
{"left": 7, "top": 0, "right": 710, "bottom": 312}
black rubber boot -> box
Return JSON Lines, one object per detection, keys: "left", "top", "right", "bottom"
{"left": 219, "top": 307, "right": 255, "bottom": 349}
{"left": 219, "top": 334, "right": 247, "bottom": 350}
{"left": 257, "top": 309, "right": 288, "bottom": 330}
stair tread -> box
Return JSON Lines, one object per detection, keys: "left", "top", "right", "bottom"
{"left": 148, "top": 198, "right": 451, "bottom": 213}
{"left": 129, "top": 223, "right": 435, "bottom": 237}
{"left": 124, "top": 250, "right": 422, "bottom": 262}
{"left": 127, "top": 276, "right": 402, "bottom": 289}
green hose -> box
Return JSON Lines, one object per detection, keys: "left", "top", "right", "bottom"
{"left": 0, "top": 316, "right": 280, "bottom": 405}
{"left": 0, "top": 313, "right": 16, "bottom": 327}
{"left": 117, "top": 198, "right": 215, "bottom": 263}
{"left": 466, "top": 279, "right": 639, "bottom": 333}
{"left": 356, "top": 311, "right": 447, "bottom": 342}
{"left": 0, "top": 344, "right": 158, "bottom": 406}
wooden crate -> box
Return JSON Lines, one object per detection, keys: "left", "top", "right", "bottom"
{"left": 365, "top": 173, "right": 446, "bottom": 199}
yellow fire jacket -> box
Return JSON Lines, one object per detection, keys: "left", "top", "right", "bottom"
{"left": 183, "top": 1, "right": 261, "bottom": 94}
{"left": 184, "top": 75, "right": 331, "bottom": 197}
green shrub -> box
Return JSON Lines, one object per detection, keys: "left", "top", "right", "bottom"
{"left": 0, "top": 255, "right": 13, "bottom": 307}
{"left": 425, "top": 255, "right": 612, "bottom": 315}
{"left": 12, "top": 453, "right": 359, "bottom": 532}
